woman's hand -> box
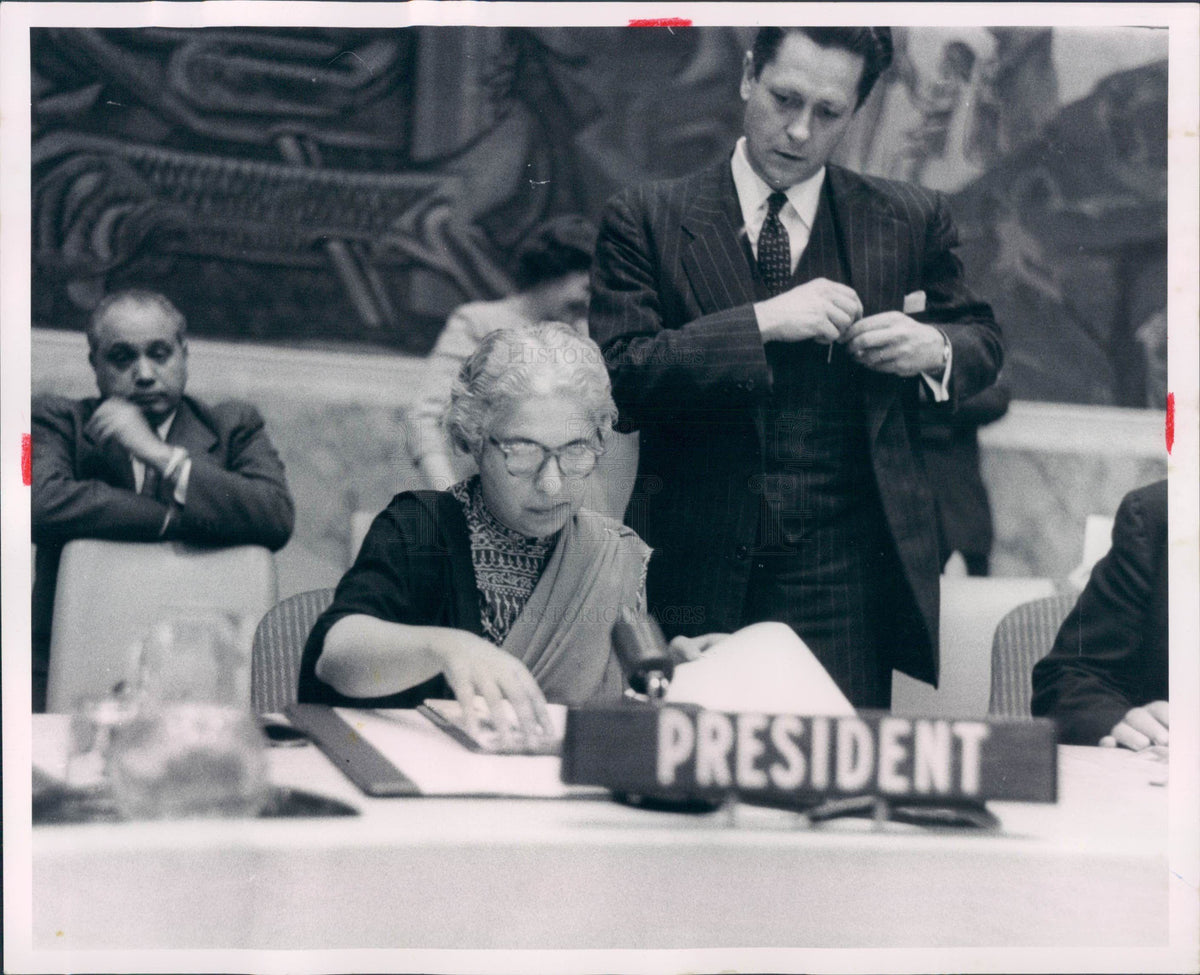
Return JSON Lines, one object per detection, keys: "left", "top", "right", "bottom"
{"left": 317, "top": 617, "right": 552, "bottom": 743}
{"left": 667, "top": 632, "right": 731, "bottom": 663}
{"left": 430, "top": 631, "right": 554, "bottom": 742}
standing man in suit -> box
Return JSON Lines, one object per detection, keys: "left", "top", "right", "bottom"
{"left": 590, "top": 27, "right": 1002, "bottom": 707}
{"left": 32, "top": 289, "right": 295, "bottom": 710}
{"left": 1032, "top": 479, "right": 1168, "bottom": 748}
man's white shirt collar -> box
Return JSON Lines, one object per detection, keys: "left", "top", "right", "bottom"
{"left": 731, "top": 137, "right": 825, "bottom": 260}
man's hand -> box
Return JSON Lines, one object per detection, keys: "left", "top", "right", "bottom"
{"left": 842, "top": 312, "right": 945, "bottom": 376}
{"left": 1100, "top": 700, "right": 1169, "bottom": 751}
{"left": 755, "top": 277, "right": 863, "bottom": 345}
{"left": 431, "top": 630, "right": 554, "bottom": 744}
{"left": 667, "top": 632, "right": 731, "bottom": 663}
{"left": 85, "top": 399, "right": 174, "bottom": 470}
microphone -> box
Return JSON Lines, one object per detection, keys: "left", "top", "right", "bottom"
{"left": 611, "top": 607, "right": 674, "bottom": 700}
{"left": 606, "top": 608, "right": 723, "bottom": 813}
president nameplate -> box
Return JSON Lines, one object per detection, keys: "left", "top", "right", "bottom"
{"left": 561, "top": 704, "right": 1057, "bottom": 805}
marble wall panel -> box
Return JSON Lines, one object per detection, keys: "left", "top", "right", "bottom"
{"left": 985, "top": 450, "right": 1167, "bottom": 578}
{"left": 31, "top": 331, "right": 1170, "bottom": 601}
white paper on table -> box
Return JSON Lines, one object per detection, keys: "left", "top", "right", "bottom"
{"left": 665, "top": 621, "right": 856, "bottom": 716}
{"left": 332, "top": 706, "right": 598, "bottom": 797}
{"left": 420, "top": 697, "right": 565, "bottom": 754}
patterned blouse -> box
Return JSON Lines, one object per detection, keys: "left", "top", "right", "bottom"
{"left": 450, "top": 478, "right": 557, "bottom": 645}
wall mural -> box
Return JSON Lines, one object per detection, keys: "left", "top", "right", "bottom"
{"left": 31, "top": 25, "right": 1167, "bottom": 406}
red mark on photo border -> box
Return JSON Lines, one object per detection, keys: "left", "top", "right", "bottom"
{"left": 1165, "top": 392, "right": 1174, "bottom": 455}
{"left": 628, "top": 17, "right": 692, "bottom": 27}
{"left": 22, "top": 433, "right": 32, "bottom": 485}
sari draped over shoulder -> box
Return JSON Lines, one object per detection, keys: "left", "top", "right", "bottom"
{"left": 501, "top": 507, "right": 650, "bottom": 705}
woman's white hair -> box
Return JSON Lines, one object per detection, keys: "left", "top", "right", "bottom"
{"left": 445, "top": 322, "right": 618, "bottom": 456}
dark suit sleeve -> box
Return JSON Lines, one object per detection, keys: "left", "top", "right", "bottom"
{"left": 31, "top": 394, "right": 170, "bottom": 544}
{"left": 1031, "top": 483, "right": 1167, "bottom": 744}
{"left": 914, "top": 190, "right": 1003, "bottom": 408}
{"left": 950, "top": 382, "right": 1010, "bottom": 430}
{"left": 172, "top": 404, "right": 294, "bottom": 552}
{"left": 589, "top": 185, "right": 771, "bottom": 426}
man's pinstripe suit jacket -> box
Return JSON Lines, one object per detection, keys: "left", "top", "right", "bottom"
{"left": 589, "top": 158, "right": 1002, "bottom": 685}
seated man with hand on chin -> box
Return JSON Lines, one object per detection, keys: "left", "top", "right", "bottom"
{"left": 32, "top": 288, "right": 295, "bottom": 711}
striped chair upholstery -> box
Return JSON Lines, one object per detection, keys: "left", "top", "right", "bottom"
{"left": 987, "top": 592, "right": 1080, "bottom": 719}
{"left": 250, "top": 588, "right": 335, "bottom": 714}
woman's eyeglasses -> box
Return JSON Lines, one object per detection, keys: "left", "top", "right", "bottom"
{"left": 488, "top": 436, "right": 604, "bottom": 477}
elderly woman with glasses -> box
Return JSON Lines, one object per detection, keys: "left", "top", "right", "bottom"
{"left": 298, "top": 323, "right": 657, "bottom": 737}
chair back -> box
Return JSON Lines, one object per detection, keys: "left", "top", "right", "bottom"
{"left": 987, "top": 592, "right": 1079, "bottom": 718}
{"left": 46, "top": 540, "right": 277, "bottom": 713}
{"left": 250, "top": 588, "right": 335, "bottom": 714}
{"left": 891, "top": 575, "right": 1057, "bottom": 718}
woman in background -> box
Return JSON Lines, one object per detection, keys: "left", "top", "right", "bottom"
{"left": 407, "top": 214, "right": 637, "bottom": 519}
{"left": 301, "top": 323, "right": 649, "bottom": 738}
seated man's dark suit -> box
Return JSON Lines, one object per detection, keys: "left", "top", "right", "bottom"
{"left": 590, "top": 160, "right": 1001, "bottom": 705}
{"left": 1032, "top": 479, "right": 1168, "bottom": 744}
{"left": 31, "top": 393, "right": 295, "bottom": 710}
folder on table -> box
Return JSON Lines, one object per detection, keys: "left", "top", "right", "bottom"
{"left": 287, "top": 703, "right": 420, "bottom": 797}
{"left": 287, "top": 703, "right": 599, "bottom": 799}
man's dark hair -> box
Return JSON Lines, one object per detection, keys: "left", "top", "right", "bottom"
{"left": 87, "top": 289, "right": 187, "bottom": 351}
{"left": 751, "top": 27, "right": 894, "bottom": 108}
{"left": 512, "top": 214, "right": 597, "bottom": 291}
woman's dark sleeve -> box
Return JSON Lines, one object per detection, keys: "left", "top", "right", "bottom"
{"left": 297, "top": 495, "right": 450, "bottom": 706}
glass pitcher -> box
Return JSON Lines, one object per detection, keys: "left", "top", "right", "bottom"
{"left": 105, "top": 609, "right": 269, "bottom": 819}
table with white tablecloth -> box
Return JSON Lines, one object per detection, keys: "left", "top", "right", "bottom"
{"left": 29, "top": 711, "right": 1171, "bottom": 951}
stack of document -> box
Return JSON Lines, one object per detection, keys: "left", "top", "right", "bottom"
{"left": 665, "top": 621, "right": 855, "bottom": 716}
{"left": 419, "top": 698, "right": 565, "bottom": 755}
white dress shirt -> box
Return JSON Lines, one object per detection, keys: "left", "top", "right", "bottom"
{"left": 730, "top": 137, "right": 951, "bottom": 401}
{"left": 731, "top": 137, "right": 825, "bottom": 270}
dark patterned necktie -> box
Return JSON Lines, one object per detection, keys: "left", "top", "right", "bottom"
{"left": 140, "top": 462, "right": 161, "bottom": 499}
{"left": 758, "top": 191, "right": 792, "bottom": 296}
